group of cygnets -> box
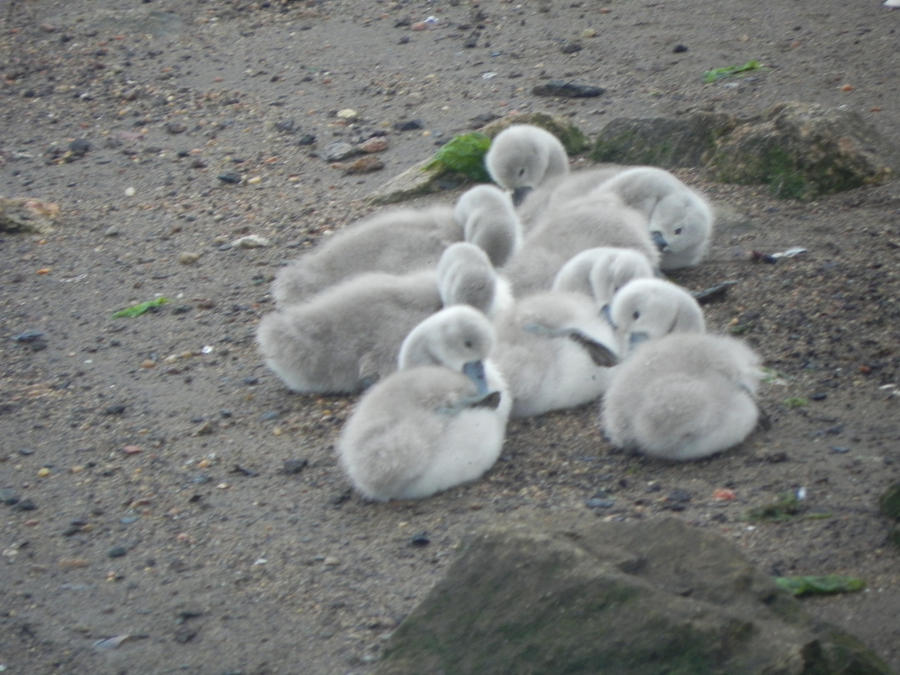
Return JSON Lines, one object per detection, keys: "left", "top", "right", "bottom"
{"left": 256, "top": 124, "right": 765, "bottom": 501}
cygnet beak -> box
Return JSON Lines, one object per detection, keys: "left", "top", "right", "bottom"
{"left": 651, "top": 230, "right": 669, "bottom": 252}
{"left": 628, "top": 331, "right": 650, "bottom": 349}
{"left": 462, "top": 360, "right": 488, "bottom": 395}
{"left": 512, "top": 186, "right": 533, "bottom": 206}
{"left": 600, "top": 303, "right": 615, "bottom": 328}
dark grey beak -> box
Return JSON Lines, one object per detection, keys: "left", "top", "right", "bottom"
{"left": 600, "top": 303, "right": 614, "bottom": 328}
{"left": 512, "top": 186, "right": 533, "bottom": 206}
{"left": 651, "top": 230, "right": 668, "bottom": 252}
{"left": 628, "top": 331, "right": 650, "bottom": 349}
{"left": 462, "top": 360, "right": 488, "bottom": 395}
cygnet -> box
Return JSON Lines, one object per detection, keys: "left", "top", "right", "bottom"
{"left": 272, "top": 185, "right": 520, "bottom": 307}
{"left": 452, "top": 184, "right": 523, "bottom": 268}
{"left": 592, "top": 167, "right": 714, "bottom": 270}
{"left": 601, "top": 277, "right": 762, "bottom": 460}
{"left": 257, "top": 242, "right": 507, "bottom": 394}
{"left": 484, "top": 124, "right": 570, "bottom": 207}
{"left": 503, "top": 190, "right": 661, "bottom": 297}
{"left": 492, "top": 291, "right": 619, "bottom": 417}
{"left": 600, "top": 332, "right": 763, "bottom": 461}
{"left": 337, "top": 305, "right": 512, "bottom": 501}
{"left": 552, "top": 247, "right": 656, "bottom": 309}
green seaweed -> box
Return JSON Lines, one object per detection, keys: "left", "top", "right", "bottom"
{"left": 424, "top": 132, "right": 492, "bottom": 182}
{"left": 784, "top": 397, "right": 809, "bottom": 408}
{"left": 703, "top": 60, "right": 763, "bottom": 83}
{"left": 774, "top": 575, "right": 866, "bottom": 597}
{"left": 112, "top": 297, "right": 169, "bottom": 318}
{"left": 746, "top": 492, "right": 804, "bottom": 522}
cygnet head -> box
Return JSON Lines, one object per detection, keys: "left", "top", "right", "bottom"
{"left": 398, "top": 306, "right": 496, "bottom": 392}
{"left": 484, "top": 125, "right": 570, "bottom": 204}
{"left": 553, "top": 247, "right": 656, "bottom": 308}
{"left": 608, "top": 278, "right": 705, "bottom": 352}
{"left": 436, "top": 242, "right": 500, "bottom": 315}
{"left": 648, "top": 190, "right": 713, "bottom": 267}
{"left": 453, "top": 184, "right": 522, "bottom": 267}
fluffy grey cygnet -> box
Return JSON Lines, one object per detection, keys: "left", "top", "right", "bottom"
{"left": 452, "top": 184, "right": 523, "bottom": 268}
{"left": 502, "top": 190, "right": 661, "bottom": 297}
{"left": 592, "top": 167, "right": 714, "bottom": 270}
{"left": 484, "top": 124, "right": 570, "bottom": 207}
{"left": 552, "top": 247, "right": 656, "bottom": 309}
{"left": 272, "top": 185, "right": 520, "bottom": 307}
{"left": 257, "top": 242, "right": 507, "bottom": 394}
{"left": 601, "top": 278, "right": 763, "bottom": 460}
{"left": 337, "top": 305, "right": 512, "bottom": 501}
{"left": 492, "top": 291, "right": 619, "bottom": 417}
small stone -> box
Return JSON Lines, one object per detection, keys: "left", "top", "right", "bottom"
{"left": 231, "top": 234, "right": 271, "bottom": 248}
{"left": 247, "top": 175, "right": 262, "bottom": 185}
{"left": 410, "top": 532, "right": 431, "bottom": 547}
{"left": 297, "top": 133, "right": 316, "bottom": 146}
{"left": 59, "top": 557, "right": 90, "bottom": 569}
{"left": 68, "top": 138, "right": 91, "bottom": 157}
{"left": 104, "top": 226, "right": 120, "bottom": 236}
{"left": 831, "top": 446, "right": 851, "bottom": 454}
{"left": 560, "top": 41, "right": 582, "bottom": 54}
{"left": 164, "top": 121, "right": 187, "bottom": 134}
{"left": 16, "top": 499, "right": 37, "bottom": 511}
{"left": 282, "top": 458, "right": 309, "bottom": 475}
{"left": 359, "top": 136, "right": 388, "bottom": 153}
{"left": 178, "top": 251, "right": 200, "bottom": 265}
{"left": 140, "top": 359, "right": 156, "bottom": 369}
{"left": 195, "top": 420, "right": 216, "bottom": 436}
{"left": 122, "top": 445, "right": 142, "bottom": 455}
{"left": 103, "top": 404, "right": 126, "bottom": 415}
{"left": 585, "top": 498, "right": 615, "bottom": 510}
{"left": 37, "top": 467, "right": 51, "bottom": 478}
{"left": 342, "top": 156, "right": 384, "bottom": 175}
{"left": 582, "top": 28, "right": 598, "bottom": 38}
{"left": 217, "top": 172, "right": 242, "bottom": 184}
{"left": 1, "top": 488, "right": 20, "bottom": 505}
{"left": 393, "top": 119, "right": 424, "bottom": 132}
{"left": 124, "top": 186, "right": 136, "bottom": 197}
{"left": 322, "top": 141, "right": 357, "bottom": 161}
{"left": 275, "top": 119, "right": 296, "bottom": 133}
{"left": 336, "top": 108, "right": 358, "bottom": 120}
{"left": 13, "top": 330, "right": 45, "bottom": 344}
{"left": 108, "top": 546, "right": 127, "bottom": 558}
{"left": 532, "top": 81, "right": 605, "bottom": 98}
{"left": 673, "top": 44, "right": 688, "bottom": 53}
{"left": 323, "top": 556, "right": 340, "bottom": 566}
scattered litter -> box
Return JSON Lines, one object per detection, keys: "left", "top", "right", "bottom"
{"left": 771, "top": 247, "right": 807, "bottom": 259}
{"left": 481, "top": 71, "right": 498, "bottom": 80}
{"left": 112, "top": 297, "right": 169, "bottom": 318}
{"left": 774, "top": 575, "right": 865, "bottom": 597}
{"left": 704, "top": 60, "right": 762, "bottom": 83}
{"left": 693, "top": 280, "right": 737, "bottom": 304}
{"left": 92, "top": 634, "right": 147, "bottom": 650}
{"left": 201, "top": 345, "right": 214, "bottom": 354}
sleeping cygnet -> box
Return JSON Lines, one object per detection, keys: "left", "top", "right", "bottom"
{"left": 503, "top": 190, "right": 661, "bottom": 297}
{"left": 272, "top": 184, "right": 520, "bottom": 307}
{"left": 552, "top": 246, "right": 656, "bottom": 310}
{"left": 337, "top": 305, "right": 512, "bottom": 501}
{"left": 257, "top": 242, "right": 507, "bottom": 394}
{"left": 600, "top": 278, "right": 763, "bottom": 460}
{"left": 452, "top": 184, "right": 523, "bottom": 268}
{"left": 492, "top": 291, "right": 619, "bottom": 417}
{"left": 592, "top": 167, "right": 714, "bottom": 270}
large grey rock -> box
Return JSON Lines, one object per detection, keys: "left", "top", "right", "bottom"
{"left": 591, "top": 112, "right": 735, "bottom": 169}
{"left": 707, "top": 102, "right": 896, "bottom": 199}
{"left": 377, "top": 517, "right": 889, "bottom": 674}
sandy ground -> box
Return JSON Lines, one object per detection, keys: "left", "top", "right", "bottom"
{"left": 1, "top": 1, "right": 898, "bottom": 673}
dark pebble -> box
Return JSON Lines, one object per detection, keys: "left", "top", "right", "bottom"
{"left": 230, "top": 464, "right": 259, "bottom": 477}
{"left": 1, "top": 488, "right": 20, "bottom": 505}
{"left": 103, "top": 404, "right": 126, "bottom": 416}
{"left": 13, "top": 330, "right": 45, "bottom": 343}
{"left": 275, "top": 119, "right": 296, "bottom": 133}
{"left": 410, "top": 532, "right": 430, "bottom": 547}
{"left": 810, "top": 392, "right": 828, "bottom": 401}
{"left": 666, "top": 488, "right": 692, "bottom": 504}
{"left": 393, "top": 119, "right": 423, "bottom": 132}
{"left": 173, "top": 626, "right": 197, "bottom": 644}
{"left": 164, "top": 121, "right": 187, "bottom": 134}
{"left": 242, "top": 377, "right": 259, "bottom": 386}
{"left": 260, "top": 410, "right": 279, "bottom": 421}
{"left": 16, "top": 499, "right": 37, "bottom": 511}
{"left": 282, "top": 458, "right": 309, "bottom": 475}
{"left": 532, "top": 80, "right": 605, "bottom": 98}
{"left": 673, "top": 44, "right": 688, "bottom": 53}
{"left": 172, "top": 305, "right": 193, "bottom": 315}
{"left": 825, "top": 424, "right": 845, "bottom": 435}
{"left": 585, "top": 498, "right": 615, "bottom": 510}
{"left": 108, "top": 546, "right": 128, "bottom": 558}
{"left": 219, "top": 409, "right": 233, "bottom": 418}
{"left": 560, "top": 41, "right": 582, "bottom": 54}
{"left": 68, "top": 138, "right": 91, "bottom": 156}
{"left": 297, "top": 133, "right": 316, "bottom": 146}
{"left": 217, "top": 172, "right": 242, "bottom": 184}
{"left": 19, "top": 448, "right": 35, "bottom": 456}
{"left": 191, "top": 474, "right": 212, "bottom": 484}
{"left": 831, "top": 446, "right": 851, "bottom": 454}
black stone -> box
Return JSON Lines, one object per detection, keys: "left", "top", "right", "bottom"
{"left": 532, "top": 81, "right": 604, "bottom": 98}
{"left": 217, "top": 172, "right": 242, "bottom": 184}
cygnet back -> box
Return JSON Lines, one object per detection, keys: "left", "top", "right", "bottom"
{"left": 272, "top": 204, "right": 462, "bottom": 307}
{"left": 453, "top": 184, "right": 523, "bottom": 267}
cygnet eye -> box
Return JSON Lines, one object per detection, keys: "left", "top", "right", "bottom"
{"left": 464, "top": 339, "right": 473, "bottom": 349}
{"left": 674, "top": 227, "right": 683, "bottom": 235}
{"left": 632, "top": 310, "right": 640, "bottom": 320}
{"left": 517, "top": 167, "right": 525, "bottom": 177}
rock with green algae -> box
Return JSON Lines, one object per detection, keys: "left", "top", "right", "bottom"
{"left": 376, "top": 517, "right": 890, "bottom": 675}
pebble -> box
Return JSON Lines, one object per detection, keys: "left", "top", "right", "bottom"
{"left": 831, "top": 446, "right": 851, "bottom": 454}
{"left": 68, "top": 138, "right": 91, "bottom": 157}
{"left": 336, "top": 108, "right": 358, "bottom": 120}
{"left": 585, "top": 498, "right": 615, "bottom": 510}
{"left": 37, "top": 467, "right": 51, "bottom": 478}
{"left": 178, "top": 252, "right": 201, "bottom": 265}
{"left": 323, "top": 141, "right": 357, "bottom": 162}
{"left": 323, "top": 556, "right": 340, "bottom": 566}
{"left": 341, "top": 156, "right": 384, "bottom": 174}
{"left": 394, "top": 119, "right": 423, "bottom": 132}
{"left": 1, "top": 488, "right": 20, "bottom": 505}
{"left": 560, "top": 41, "right": 582, "bottom": 54}
{"left": 13, "top": 330, "right": 46, "bottom": 343}
{"left": 282, "top": 458, "right": 309, "bottom": 474}
{"left": 104, "top": 226, "right": 120, "bottom": 236}
{"left": 532, "top": 81, "right": 605, "bottom": 97}
{"left": 103, "top": 404, "right": 126, "bottom": 415}
{"left": 673, "top": 44, "right": 689, "bottom": 53}
{"left": 108, "top": 546, "right": 128, "bottom": 558}
{"left": 231, "top": 234, "right": 271, "bottom": 248}
{"left": 297, "top": 133, "right": 316, "bottom": 146}
{"left": 359, "top": 136, "right": 388, "bottom": 153}
{"left": 16, "top": 499, "right": 37, "bottom": 511}
{"left": 124, "top": 186, "right": 136, "bottom": 197}
{"left": 410, "top": 532, "right": 430, "bottom": 547}
{"left": 140, "top": 359, "right": 157, "bottom": 369}
{"left": 218, "top": 172, "right": 242, "bottom": 184}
